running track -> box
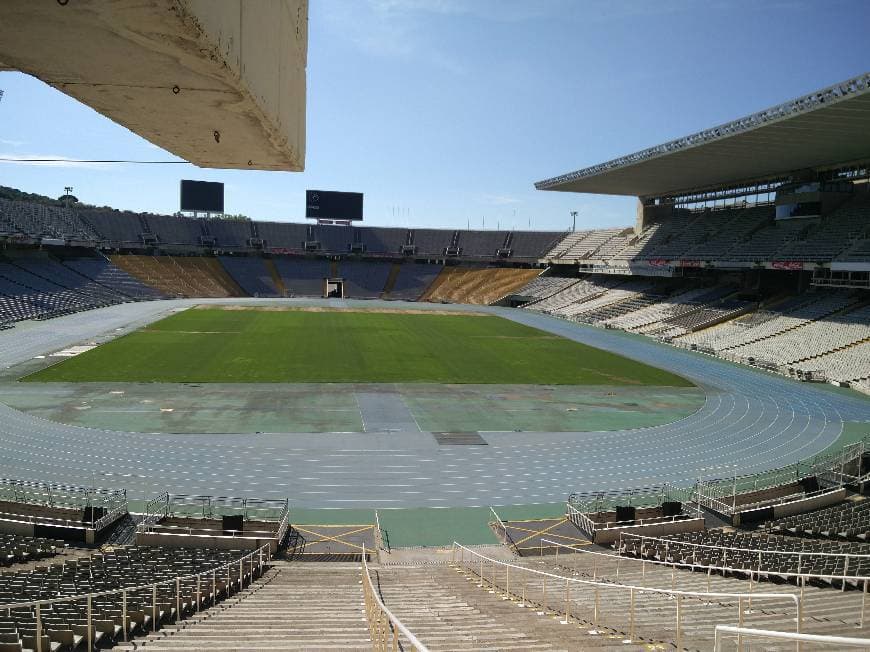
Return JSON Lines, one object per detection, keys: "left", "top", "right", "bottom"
{"left": 0, "top": 298, "right": 867, "bottom": 508}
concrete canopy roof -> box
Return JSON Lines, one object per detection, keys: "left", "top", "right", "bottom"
{"left": 536, "top": 73, "right": 870, "bottom": 199}
{"left": 0, "top": 1, "right": 307, "bottom": 172}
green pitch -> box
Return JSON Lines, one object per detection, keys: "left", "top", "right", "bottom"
{"left": 24, "top": 307, "right": 693, "bottom": 386}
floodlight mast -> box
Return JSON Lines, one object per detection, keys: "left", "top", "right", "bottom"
{"left": 570, "top": 210, "right": 578, "bottom": 232}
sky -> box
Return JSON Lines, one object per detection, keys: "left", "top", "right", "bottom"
{"left": 0, "top": 0, "right": 868, "bottom": 232}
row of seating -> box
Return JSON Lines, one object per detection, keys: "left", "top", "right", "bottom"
{"left": 541, "top": 193, "right": 870, "bottom": 263}
{"left": 0, "top": 546, "right": 259, "bottom": 651}
{"left": 4, "top": 195, "right": 561, "bottom": 259}
{"left": 619, "top": 529, "right": 870, "bottom": 585}
{"left": 0, "top": 535, "right": 62, "bottom": 568}
{"left": 768, "top": 499, "right": 870, "bottom": 542}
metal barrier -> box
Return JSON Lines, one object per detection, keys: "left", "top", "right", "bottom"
{"left": 541, "top": 538, "right": 870, "bottom": 627}
{"left": 620, "top": 532, "right": 870, "bottom": 584}
{"left": 714, "top": 625, "right": 870, "bottom": 650}
{"left": 451, "top": 541, "right": 801, "bottom": 649}
{"left": 360, "top": 544, "right": 428, "bottom": 652}
{"left": 0, "top": 544, "right": 272, "bottom": 652}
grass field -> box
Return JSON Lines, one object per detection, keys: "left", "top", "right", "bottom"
{"left": 25, "top": 307, "right": 693, "bottom": 386}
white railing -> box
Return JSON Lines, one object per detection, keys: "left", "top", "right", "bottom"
{"left": 361, "top": 544, "right": 428, "bottom": 652}
{"left": 542, "top": 538, "right": 870, "bottom": 626}
{"left": 0, "top": 544, "right": 271, "bottom": 652}
{"left": 714, "top": 625, "right": 870, "bottom": 650}
{"left": 451, "top": 541, "right": 801, "bottom": 650}
{"left": 566, "top": 503, "right": 596, "bottom": 537}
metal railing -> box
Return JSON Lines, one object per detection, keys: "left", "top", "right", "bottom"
{"left": 714, "top": 625, "right": 870, "bottom": 650}
{"left": 138, "top": 494, "right": 290, "bottom": 543}
{"left": 542, "top": 538, "right": 870, "bottom": 627}
{"left": 619, "top": 532, "right": 870, "bottom": 586}
{"left": 451, "top": 541, "right": 801, "bottom": 650}
{"left": 360, "top": 544, "right": 428, "bottom": 652}
{"left": 0, "top": 544, "right": 271, "bottom": 652}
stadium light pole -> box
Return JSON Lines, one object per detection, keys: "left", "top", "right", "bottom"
{"left": 570, "top": 210, "right": 578, "bottom": 232}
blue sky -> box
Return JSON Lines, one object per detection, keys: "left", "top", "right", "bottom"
{"left": 0, "top": 0, "right": 868, "bottom": 231}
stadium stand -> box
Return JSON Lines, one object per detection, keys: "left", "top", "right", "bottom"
{"left": 619, "top": 530, "right": 870, "bottom": 584}
{"left": 680, "top": 206, "right": 773, "bottom": 261}
{"left": 512, "top": 275, "right": 579, "bottom": 302}
{"left": 768, "top": 498, "right": 870, "bottom": 542}
{"left": 338, "top": 260, "right": 392, "bottom": 298}
{"left": 383, "top": 263, "right": 443, "bottom": 301}
{"left": 110, "top": 255, "right": 244, "bottom": 298}
{"left": 0, "top": 199, "right": 99, "bottom": 241}
{"left": 272, "top": 257, "right": 330, "bottom": 296}
{"left": 420, "top": 267, "right": 540, "bottom": 305}
{"left": 218, "top": 256, "right": 280, "bottom": 297}
{"left": 61, "top": 255, "right": 164, "bottom": 300}
{"left": 0, "top": 534, "right": 62, "bottom": 568}
{"left": 0, "top": 546, "right": 264, "bottom": 651}
{"left": 201, "top": 218, "right": 252, "bottom": 249}
{"left": 256, "top": 221, "right": 309, "bottom": 250}
{"left": 77, "top": 210, "right": 145, "bottom": 245}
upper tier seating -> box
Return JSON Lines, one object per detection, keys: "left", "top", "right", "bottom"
{"left": 775, "top": 194, "right": 870, "bottom": 261}
{"left": 257, "top": 221, "right": 309, "bottom": 250}
{"left": 78, "top": 210, "right": 145, "bottom": 244}
{"left": 0, "top": 199, "right": 99, "bottom": 241}
{"left": 456, "top": 231, "right": 507, "bottom": 257}
{"left": 141, "top": 214, "right": 203, "bottom": 246}
{"left": 545, "top": 228, "right": 625, "bottom": 259}
{"left": 201, "top": 218, "right": 251, "bottom": 248}
{"left": 509, "top": 231, "right": 563, "bottom": 258}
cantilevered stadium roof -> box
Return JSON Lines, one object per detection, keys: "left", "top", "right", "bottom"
{"left": 536, "top": 72, "right": 870, "bottom": 198}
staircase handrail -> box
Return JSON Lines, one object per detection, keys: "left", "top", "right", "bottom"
{"left": 360, "top": 544, "right": 429, "bottom": 651}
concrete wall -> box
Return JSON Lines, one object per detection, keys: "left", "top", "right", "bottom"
{"left": 0, "top": 1, "right": 307, "bottom": 171}
{"left": 592, "top": 517, "right": 705, "bottom": 546}
{"left": 137, "top": 531, "right": 277, "bottom": 553}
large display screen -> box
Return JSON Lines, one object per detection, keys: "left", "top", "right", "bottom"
{"left": 180, "top": 180, "right": 224, "bottom": 213}
{"left": 306, "top": 190, "right": 363, "bottom": 221}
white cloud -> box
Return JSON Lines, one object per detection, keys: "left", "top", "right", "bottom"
{"left": 0, "top": 138, "right": 26, "bottom": 148}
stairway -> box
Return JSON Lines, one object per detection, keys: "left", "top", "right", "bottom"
{"left": 380, "top": 263, "right": 402, "bottom": 299}
{"left": 264, "top": 259, "right": 287, "bottom": 297}
{"left": 117, "top": 562, "right": 370, "bottom": 651}
{"left": 374, "top": 564, "right": 580, "bottom": 650}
